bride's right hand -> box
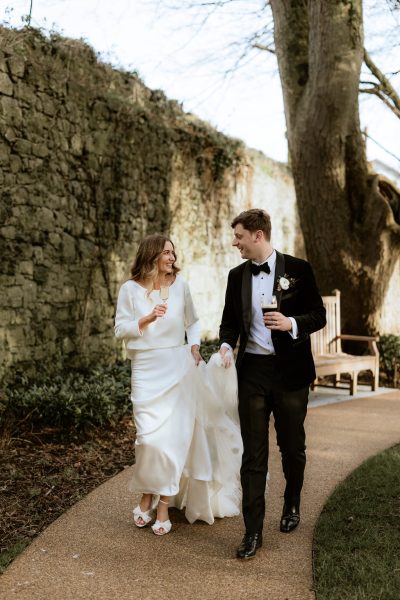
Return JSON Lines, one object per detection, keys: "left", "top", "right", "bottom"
{"left": 138, "top": 304, "right": 167, "bottom": 332}
{"left": 150, "top": 303, "right": 167, "bottom": 321}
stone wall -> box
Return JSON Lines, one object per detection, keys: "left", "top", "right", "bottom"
{"left": 0, "top": 27, "right": 301, "bottom": 377}
{"left": 171, "top": 149, "right": 302, "bottom": 337}
{"left": 1, "top": 27, "right": 398, "bottom": 379}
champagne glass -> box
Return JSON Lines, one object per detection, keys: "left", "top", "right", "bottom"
{"left": 261, "top": 294, "right": 277, "bottom": 327}
{"left": 160, "top": 286, "right": 169, "bottom": 303}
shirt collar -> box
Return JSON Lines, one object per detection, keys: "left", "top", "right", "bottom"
{"left": 252, "top": 249, "right": 276, "bottom": 269}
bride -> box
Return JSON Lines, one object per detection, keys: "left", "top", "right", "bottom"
{"left": 114, "top": 234, "right": 242, "bottom": 536}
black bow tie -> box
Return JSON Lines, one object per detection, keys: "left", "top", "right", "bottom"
{"left": 251, "top": 261, "right": 270, "bottom": 276}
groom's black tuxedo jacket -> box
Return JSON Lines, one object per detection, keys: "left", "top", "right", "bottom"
{"left": 219, "top": 251, "right": 326, "bottom": 391}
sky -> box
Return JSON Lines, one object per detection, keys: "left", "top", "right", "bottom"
{"left": 1, "top": 0, "right": 399, "bottom": 173}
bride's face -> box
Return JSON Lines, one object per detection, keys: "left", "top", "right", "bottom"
{"left": 157, "top": 241, "right": 175, "bottom": 275}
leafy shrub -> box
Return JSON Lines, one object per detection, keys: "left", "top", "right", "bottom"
{"left": 200, "top": 339, "right": 220, "bottom": 362}
{"left": 0, "top": 362, "right": 131, "bottom": 438}
{"left": 0, "top": 341, "right": 223, "bottom": 438}
{"left": 378, "top": 334, "right": 400, "bottom": 387}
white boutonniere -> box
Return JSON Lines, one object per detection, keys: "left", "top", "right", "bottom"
{"left": 276, "top": 274, "right": 297, "bottom": 292}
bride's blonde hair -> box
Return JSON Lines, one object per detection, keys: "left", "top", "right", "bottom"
{"left": 130, "top": 234, "right": 180, "bottom": 292}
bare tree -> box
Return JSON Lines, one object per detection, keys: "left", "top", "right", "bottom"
{"left": 270, "top": 0, "right": 400, "bottom": 334}
{"left": 160, "top": 0, "right": 400, "bottom": 334}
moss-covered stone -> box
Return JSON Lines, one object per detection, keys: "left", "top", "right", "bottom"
{"left": 0, "top": 25, "right": 247, "bottom": 379}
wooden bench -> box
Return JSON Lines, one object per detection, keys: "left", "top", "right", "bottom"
{"left": 311, "top": 290, "right": 379, "bottom": 395}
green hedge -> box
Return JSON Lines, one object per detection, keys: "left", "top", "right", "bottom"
{"left": 199, "top": 339, "right": 220, "bottom": 362}
{"left": 0, "top": 362, "right": 131, "bottom": 437}
{"left": 378, "top": 334, "right": 400, "bottom": 387}
{"left": 0, "top": 341, "right": 221, "bottom": 437}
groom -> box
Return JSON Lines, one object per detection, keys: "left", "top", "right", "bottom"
{"left": 219, "top": 209, "right": 326, "bottom": 560}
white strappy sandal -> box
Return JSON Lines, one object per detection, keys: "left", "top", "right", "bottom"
{"left": 151, "top": 499, "right": 172, "bottom": 536}
{"left": 132, "top": 504, "right": 153, "bottom": 528}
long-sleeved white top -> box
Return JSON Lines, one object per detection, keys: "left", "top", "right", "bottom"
{"left": 114, "top": 274, "right": 201, "bottom": 352}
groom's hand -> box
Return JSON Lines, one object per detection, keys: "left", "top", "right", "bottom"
{"left": 219, "top": 346, "right": 233, "bottom": 368}
{"left": 264, "top": 311, "right": 292, "bottom": 331}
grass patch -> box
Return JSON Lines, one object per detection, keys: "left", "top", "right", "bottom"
{"left": 313, "top": 444, "right": 400, "bottom": 600}
{"left": 0, "top": 539, "right": 30, "bottom": 573}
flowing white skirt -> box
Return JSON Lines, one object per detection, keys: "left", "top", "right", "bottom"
{"left": 128, "top": 345, "right": 242, "bottom": 524}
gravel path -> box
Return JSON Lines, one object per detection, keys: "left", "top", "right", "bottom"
{"left": 1, "top": 390, "right": 399, "bottom": 600}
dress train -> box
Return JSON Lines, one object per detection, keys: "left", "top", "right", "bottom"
{"left": 128, "top": 348, "right": 242, "bottom": 524}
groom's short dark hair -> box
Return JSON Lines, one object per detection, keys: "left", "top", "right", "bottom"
{"left": 231, "top": 209, "right": 272, "bottom": 240}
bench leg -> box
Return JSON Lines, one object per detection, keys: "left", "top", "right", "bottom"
{"left": 350, "top": 372, "right": 358, "bottom": 396}
{"left": 334, "top": 372, "right": 341, "bottom": 387}
{"left": 372, "top": 367, "right": 379, "bottom": 391}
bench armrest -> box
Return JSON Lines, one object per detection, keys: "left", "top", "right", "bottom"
{"left": 336, "top": 334, "right": 379, "bottom": 357}
{"left": 338, "top": 334, "right": 379, "bottom": 342}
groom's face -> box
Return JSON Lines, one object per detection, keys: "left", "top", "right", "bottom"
{"left": 232, "top": 224, "right": 260, "bottom": 260}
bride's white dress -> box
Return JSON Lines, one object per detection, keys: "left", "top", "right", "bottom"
{"left": 114, "top": 275, "right": 242, "bottom": 524}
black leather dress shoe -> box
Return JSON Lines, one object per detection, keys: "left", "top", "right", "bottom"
{"left": 280, "top": 504, "right": 300, "bottom": 533}
{"left": 236, "top": 532, "right": 263, "bottom": 559}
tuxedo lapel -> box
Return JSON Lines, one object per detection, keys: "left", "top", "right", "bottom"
{"left": 241, "top": 261, "right": 252, "bottom": 334}
{"left": 274, "top": 250, "right": 286, "bottom": 311}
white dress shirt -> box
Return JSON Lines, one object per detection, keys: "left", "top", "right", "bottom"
{"left": 246, "top": 250, "right": 277, "bottom": 355}
{"left": 223, "top": 250, "right": 298, "bottom": 356}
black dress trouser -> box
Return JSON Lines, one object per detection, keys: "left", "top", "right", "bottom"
{"left": 238, "top": 353, "right": 309, "bottom": 534}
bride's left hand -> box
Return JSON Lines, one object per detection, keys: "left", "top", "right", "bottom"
{"left": 191, "top": 345, "right": 202, "bottom": 366}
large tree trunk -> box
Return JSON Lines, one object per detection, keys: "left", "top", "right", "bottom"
{"left": 270, "top": 0, "right": 400, "bottom": 334}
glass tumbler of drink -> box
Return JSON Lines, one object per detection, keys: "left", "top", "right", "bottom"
{"left": 261, "top": 294, "right": 277, "bottom": 327}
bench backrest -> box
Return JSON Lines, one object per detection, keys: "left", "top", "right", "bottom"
{"left": 311, "top": 289, "right": 342, "bottom": 355}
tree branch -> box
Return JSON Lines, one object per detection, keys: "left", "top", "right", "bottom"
{"left": 362, "top": 48, "right": 400, "bottom": 120}
{"left": 362, "top": 88, "right": 400, "bottom": 118}
{"left": 252, "top": 42, "right": 275, "bottom": 54}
